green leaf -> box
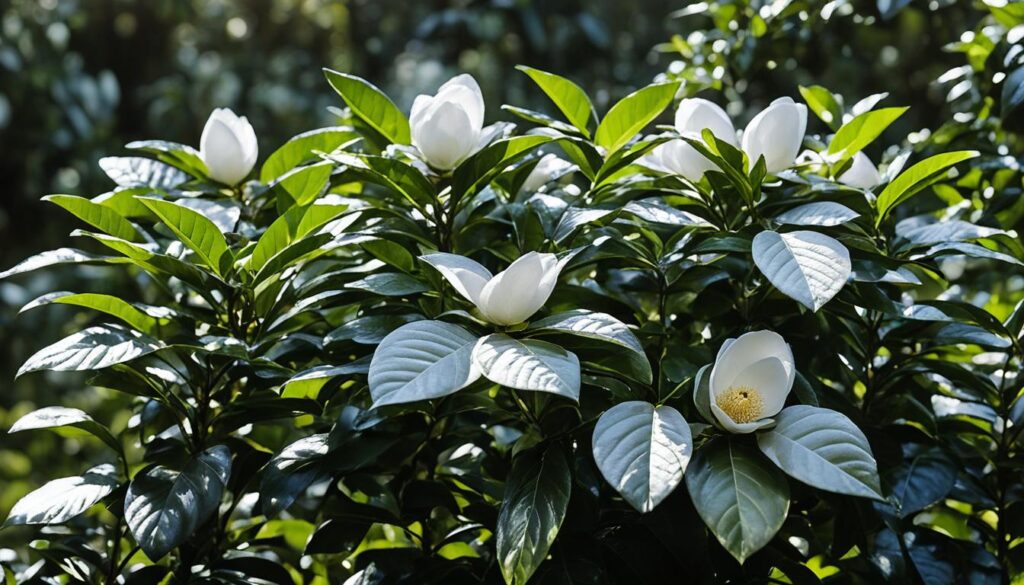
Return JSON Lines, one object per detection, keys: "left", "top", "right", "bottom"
{"left": 774, "top": 202, "right": 859, "bottom": 227}
{"left": 346, "top": 272, "right": 428, "bottom": 296}
{"left": 594, "top": 81, "right": 680, "bottom": 155}
{"left": 472, "top": 334, "right": 581, "bottom": 400}
{"left": 757, "top": 405, "right": 883, "bottom": 500}
{"left": 516, "top": 66, "right": 595, "bottom": 136}
{"left": 452, "top": 135, "right": 552, "bottom": 204}
{"left": 875, "top": 151, "right": 979, "bottom": 225}
{"left": 18, "top": 325, "right": 163, "bottom": 377}
{"left": 9, "top": 407, "right": 121, "bottom": 453}
{"left": 139, "top": 197, "right": 232, "bottom": 275}
{"left": 281, "top": 362, "right": 369, "bottom": 399}
{"left": 325, "top": 315, "right": 423, "bottom": 346}
{"left": 248, "top": 201, "right": 348, "bottom": 272}
{"left": 22, "top": 291, "right": 159, "bottom": 333}
{"left": 496, "top": 445, "right": 572, "bottom": 585}
{"left": 1001, "top": 66, "right": 1024, "bottom": 130}
{"left": 125, "top": 140, "right": 209, "bottom": 176}
{"left": 686, "top": 438, "right": 790, "bottom": 564}
{"left": 0, "top": 248, "right": 123, "bottom": 280}
{"left": 4, "top": 464, "right": 119, "bottom": 526}
{"left": 827, "top": 107, "right": 908, "bottom": 164}
{"left": 798, "top": 85, "right": 843, "bottom": 131}
{"left": 592, "top": 401, "right": 692, "bottom": 512}
{"left": 752, "top": 230, "right": 852, "bottom": 312}
{"left": 527, "top": 309, "right": 651, "bottom": 384}
{"left": 890, "top": 449, "right": 957, "bottom": 518}
{"left": 368, "top": 321, "right": 482, "bottom": 407}
{"left": 323, "top": 69, "right": 410, "bottom": 145}
{"left": 260, "top": 435, "right": 329, "bottom": 517}
{"left": 43, "top": 194, "right": 142, "bottom": 242}
{"left": 124, "top": 445, "right": 232, "bottom": 560}
{"left": 261, "top": 126, "right": 359, "bottom": 182}
{"left": 98, "top": 156, "right": 188, "bottom": 189}
{"left": 272, "top": 161, "right": 333, "bottom": 206}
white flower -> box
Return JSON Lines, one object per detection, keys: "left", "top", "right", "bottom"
{"left": 648, "top": 96, "right": 807, "bottom": 179}
{"left": 421, "top": 251, "right": 570, "bottom": 325}
{"left": 741, "top": 97, "right": 808, "bottom": 174}
{"left": 521, "top": 154, "right": 573, "bottom": 193}
{"left": 199, "top": 108, "right": 258, "bottom": 186}
{"left": 410, "top": 74, "right": 502, "bottom": 171}
{"left": 649, "top": 98, "right": 738, "bottom": 182}
{"left": 838, "top": 152, "right": 882, "bottom": 189}
{"left": 709, "top": 330, "right": 795, "bottom": 433}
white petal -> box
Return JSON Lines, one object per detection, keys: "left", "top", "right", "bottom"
{"left": 412, "top": 101, "right": 479, "bottom": 171}
{"left": 200, "top": 110, "right": 256, "bottom": 185}
{"left": 409, "top": 94, "right": 435, "bottom": 129}
{"left": 521, "top": 154, "right": 572, "bottom": 192}
{"left": 420, "top": 253, "right": 493, "bottom": 306}
{"left": 725, "top": 356, "right": 791, "bottom": 417}
{"left": 657, "top": 139, "right": 717, "bottom": 182}
{"left": 741, "top": 97, "right": 807, "bottom": 173}
{"left": 435, "top": 74, "right": 484, "bottom": 131}
{"left": 710, "top": 400, "right": 776, "bottom": 434}
{"left": 838, "top": 151, "right": 882, "bottom": 189}
{"left": 675, "top": 98, "right": 737, "bottom": 146}
{"left": 709, "top": 330, "right": 794, "bottom": 396}
{"left": 478, "top": 252, "right": 548, "bottom": 325}
{"left": 525, "top": 253, "right": 569, "bottom": 313}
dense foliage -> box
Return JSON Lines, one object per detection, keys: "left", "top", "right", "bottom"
{"left": 4, "top": 1, "right": 1024, "bottom": 584}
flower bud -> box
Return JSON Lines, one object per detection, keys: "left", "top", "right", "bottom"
{"left": 199, "top": 108, "right": 258, "bottom": 186}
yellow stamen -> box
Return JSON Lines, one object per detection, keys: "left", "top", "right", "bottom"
{"left": 716, "top": 385, "right": 764, "bottom": 423}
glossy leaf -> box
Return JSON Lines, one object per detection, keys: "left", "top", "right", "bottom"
{"left": 594, "top": 82, "right": 679, "bottom": 154}
{"left": 139, "top": 197, "right": 232, "bottom": 275}
{"left": 517, "top": 66, "right": 595, "bottom": 135}
{"left": 686, "top": 439, "right": 790, "bottom": 564}
{"left": 368, "top": 320, "right": 481, "bottom": 407}
{"left": 5, "top": 464, "right": 119, "bottom": 526}
{"left": 757, "top": 405, "right": 883, "bottom": 500}
{"left": 473, "top": 334, "right": 581, "bottom": 400}
{"left": 875, "top": 151, "right": 979, "bottom": 225}
{"left": 592, "top": 401, "right": 692, "bottom": 512}
{"left": 496, "top": 446, "right": 572, "bottom": 585}
{"left": 125, "top": 445, "right": 232, "bottom": 560}
{"left": 323, "top": 69, "right": 410, "bottom": 145}
{"left": 753, "top": 230, "right": 851, "bottom": 311}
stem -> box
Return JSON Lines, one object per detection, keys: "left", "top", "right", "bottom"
{"left": 105, "top": 515, "right": 123, "bottom": 584}
{"left": 993, "top": 347, "right": 1018, "bottom": 584}
{"left": 654, "top": 268, "right": 670, "bottom": 402}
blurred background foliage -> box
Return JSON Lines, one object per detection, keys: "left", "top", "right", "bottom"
{"left": 1, "top": 0, "right": 1022, "bottom": 550}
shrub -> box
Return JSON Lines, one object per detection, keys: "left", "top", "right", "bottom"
{"left": 2, "top": 28, "right": 1024, "bottom": 585}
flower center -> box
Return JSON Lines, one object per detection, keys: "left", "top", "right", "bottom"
{"left": 716, "top": 385, "right": 764, "bottom": 423}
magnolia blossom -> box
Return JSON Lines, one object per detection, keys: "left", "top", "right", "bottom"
{"left": 649, "top": 96, "right": 807, "bottom": 181}
{"left": 521, "top": 154, "right": 574, "bottom": 193}
{"left": 421, "top": 251, "right": 570, "bottom": 325}
{"left": 199, "top": 108, "right": 258, "bottom": 186}
{"left": 410, "top": 74, "right": 502, "bottom": 171}
{"left": 709, "top": 330, "right": 795, "bottom": 433}
{"left": 741, "top": 97, "right": 808, "bottom": 173}
{"left": 838, "top": 151, "right": 883, "bottom": 189}
{"left": 649, "top": 98, "right": 739, "bottom": 181}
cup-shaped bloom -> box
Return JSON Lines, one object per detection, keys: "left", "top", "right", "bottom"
{"left": 421, "top": 251, "right": 570, "bottom": 326}
{"left": 199, "top": 108, "right": 258, "bottom": 186}
{"left": 650, "top": 98, "right": 738, "bottom": 182}
{"left": 521, "top": 154, "right": 573, "bottom": 193}
{"left": 709, "top": 330, "right": 795, "bottom": 433}
{"left": 838, "top": 152, "right": 882, "bottom": 189}
{"left": 410, "top": 74, "right": 493, "bottom": 171}
{"left": 741, "top": 97, "right": 807, "bottom": 174}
